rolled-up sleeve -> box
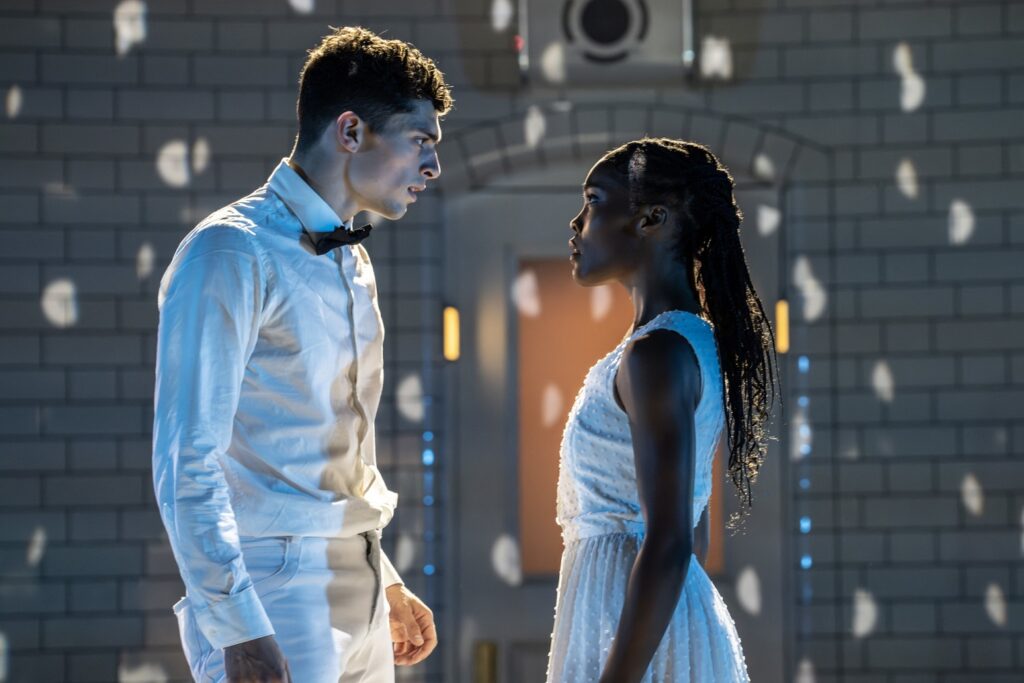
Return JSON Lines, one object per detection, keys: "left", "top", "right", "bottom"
{"left": 152, "top": 232, "right": 274, "bottom": 650}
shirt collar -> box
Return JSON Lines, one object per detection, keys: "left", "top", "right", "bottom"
{"left": 267, "top": 158, "right": 351, "bottom": 235}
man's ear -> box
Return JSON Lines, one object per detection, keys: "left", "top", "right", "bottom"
{"left": 334, "top": 111, "right": 364, "bottom": 153}
{"left": 634, "top": 204, "right": 669, "bottom": 237}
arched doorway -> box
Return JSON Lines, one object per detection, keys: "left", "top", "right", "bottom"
{"left": 436, "top": 103, "right": 833, "bottom": 682}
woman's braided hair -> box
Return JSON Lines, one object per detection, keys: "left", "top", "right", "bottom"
{"left": 600, "top": 137, "right": 777, "bottom": 514}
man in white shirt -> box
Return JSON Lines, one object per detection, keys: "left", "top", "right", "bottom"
{"left": 152, "top": 26, "right": 452, "bottom": 683}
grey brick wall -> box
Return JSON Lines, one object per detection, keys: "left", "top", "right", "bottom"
{"left": 1, "top": 0, "right": 1022, "bottom": 682}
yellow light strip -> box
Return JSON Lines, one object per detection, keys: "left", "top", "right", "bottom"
{"left": 443, "top": 306, "right": 460, "bottom": 361}
{"left": 775, "top": 299, "right": 790, "bottom": 354}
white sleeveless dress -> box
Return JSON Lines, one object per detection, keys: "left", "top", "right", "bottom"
{"left": 546, "top": 310, "right": 750, "bottom": 683}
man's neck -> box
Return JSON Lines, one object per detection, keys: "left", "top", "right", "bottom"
{"left": 286, "top": 155, "right": 356, "bottom": 226}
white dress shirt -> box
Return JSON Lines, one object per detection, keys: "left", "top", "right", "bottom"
{"left": 153, "top": 159, "right": 402, "bottom": 650}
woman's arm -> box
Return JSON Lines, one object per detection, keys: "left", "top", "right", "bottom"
{"left": 601, "top": 329, "right": 702, "bottom": 683}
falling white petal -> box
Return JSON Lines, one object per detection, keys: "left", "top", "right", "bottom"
{"left": 753, "top": 153, "right": 775, "bottom": 182}
{"left": 757, "top": 205, "right": 781, "bottom": 236}
{"left": 961, "top": 473, "right": 984, "bottom": 517}
{"left": 394, "top": 533, "right": 415, "bottom": 574}
{"left": 794, "top": 658, "right": 815, "bottom": 683}
{"left": 491, "top": 534, "right": 522, "bottom": 586}
{"left": 511, "top": 269, "right": 541, "bottom": 318}
{"left": 5, "top": 85, "right": 22, "bottom": 119}
{"left": 491, "top": 0, "right": 514, "bottom": 32}
{"left": 985, "top": 583, "right": 1007, "bottom": 627}
{"left": 113, "top": 0, "right": 147, "bottom": 57}
{"left": 790, "top": 407, "right": 812, "bottom": 461}
{"left": 191, "top": 137, "right": 210, "bottom": 174}
{"left": 396, "top": 374, "right": 425, "bottom": 423}
{"left": 894, "top": 43, "right": 926, "bottom": 112}
{"left": 700, "top": 36, "right": 733, "bottom": 80}
{"left": 136, "top": 243, "right": 155, "bottom": 280}
{"left": 871, "top": 360, "right": 895, "bottom": 403}
{"left": 524, "top": 105, "right": 546, "bottom": 150}
{"left": 26, "top": 527, "right": 46, "bottom": 568}
{"left": 541, "top": 383, "right": 564, "bottom": 428}
{"left": 156, "top": 139, "right": 190, "bottom": 188}
{"left": 736, "top": 566, "right": 762, "bottom": 616}
{"left": 551, "top": 100, "right": 573, "bottom": 113}
{"left": 948, "top": 199, "right": 974, "bottom": 245}
{"left": 541, "top": 42, "right": 566, "bottom": 83}
{"left": 41, "top": 278, "right": 78, "bottom": 328}
{"left": 118, "top": 662, "right": 167, "bottom": 683}
{"left": 288, "top": 0, "right": 315, "bottom": 13}
{"left": 892, "top": 43, "right": 913, "bottom": 73}
{"left": 590, "top": 284, "right": 613, "bottom": 321}
{"left": 896, "top": 159, "right": 919, "bottom": 199}
{"left": 901, "top": 72, "right": 926, "bottom": 112}
{"left": 792, "top": 257, "right": 826, "bottom": 322}
{"left": 852, "top": 588, "right": 878, "bottom": 638}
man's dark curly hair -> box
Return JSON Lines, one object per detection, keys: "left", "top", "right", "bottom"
{"left": 294, "top": 26, "right": 453, "bottom": 153}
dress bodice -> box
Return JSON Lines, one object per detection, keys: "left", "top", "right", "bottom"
{"left": 556, "top": 310, "right": 726, "bottom": 544}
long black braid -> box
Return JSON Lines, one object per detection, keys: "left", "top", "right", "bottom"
{"left": 600, "top": 138, "right": 778, "bottom": 515}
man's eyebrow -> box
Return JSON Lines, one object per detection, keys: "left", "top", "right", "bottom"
{"left": 416, "top": 127, "right": 441, "bottom": 143}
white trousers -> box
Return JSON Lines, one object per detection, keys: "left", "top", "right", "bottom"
{"left": 174, "top": 533, "right": 395, "bottom": 683}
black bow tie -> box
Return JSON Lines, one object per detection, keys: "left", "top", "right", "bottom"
{"left": 306, "top": 223, "right": 373, "bottom": 255}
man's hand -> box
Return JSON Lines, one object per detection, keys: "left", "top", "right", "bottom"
{"left": 224, "top": 635, "right": 291, "bottom": 683}
{"left": 386, "top": 584, "right": 437, "bottom": 666}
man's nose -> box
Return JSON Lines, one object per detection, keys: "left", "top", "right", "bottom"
{"left": 422, "top": 151, "right": 440, "bottom": 180}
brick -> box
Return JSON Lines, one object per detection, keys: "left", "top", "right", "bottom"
{"left": 0, "top": 407, "right": 41, "bottom": 437}
{"left": 194, "top": 55, "right": 289, "bottom": 87}
{"left": 42, "top": 124, "right": 140, "bottom": 155}
{"left": 46, "top": 476, "right": 144, "bottom": 507}
{"left": 0, "top": 440, "right": 65, "bottom": 471}
{"left": 941, "top": 531, "right": 1021, "bottom": 561}
{"left": 44, "top": 616, "right": 144, "bottom": 648}
{"left": 859, "top": 8, "right": 952, "bottom": 40}
{"left": 67, "top": 652, "right": 119, "bottom": 683}
{"left": 864, "top": 495, "right": 959, "bottom": 528}
{"left": 866, "top": 638, "right": 962, "bottom": 669}
{"left": 937, "top": 389, "right": 1024, "bottom": 420}
{"left": 117, "top": 90, "right": 215, "bottom": 121}
{"left": 41, "top": 54, "right": 139, "bottom": 85}
{"left": 0, "top": 370, "right": 65, "bottom": 400}
{"left": 43, "top": 335, "right": 142, "bottom": 366}
{"left": 120, "top": 577, "right": 183, "bottom": 612}
{"left": 141, "top": 55, "right": 191, "bottom": 86}
{"left": 807, "top": 10, "right": 853, "bottom": 42}
{"left": 65, "top": 89, "right": 114, "bottom": 124}
{"left": 935, "top": 109, "right": 1024, "bottom": 142}
{"left": 932, "top": 39, "right": 1024, "bottom": 72}
{"left": 0, "top": 17, "right": 62, "bottom": 48}
{"left": 891, "top": 603, "right": 938, "bottom": 633}
{"left": 955, "top": 4, "right": 1004, "bottom": 36}
{"left": 42, "top": 544, "right": 143, "bottom": 578}
{"left": 956, "top": 285, "right": 1006, "bottom": 317}
{"left": 889, "top": 531, "right": 937, "bottom": 562}
{"left": 42, "top": 405, "right": 145, "bottom": 436}
{"left": 784, "top": 46, "right": 879, "bottom": 78}
{"left": 859, "top": 287, "right": 955, "bottom": 318}
{"left": 936, "top": 320, "right": 1024, "bottom": 352}
{"left": 0, "top": 582, "right": 66, "bottom": 615}
{"left": 864, "top": 426, "right": 957, "bottom": 458}
{"left": 68, "top": 511, "right": 119, "bottom": 542}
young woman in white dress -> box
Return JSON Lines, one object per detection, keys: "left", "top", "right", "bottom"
{"left": 546, "top": 138, "right": 776, "bottom": 683}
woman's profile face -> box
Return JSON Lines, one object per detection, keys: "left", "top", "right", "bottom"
{"left": 568, "top": 162, "right": 643, "bottom": 286}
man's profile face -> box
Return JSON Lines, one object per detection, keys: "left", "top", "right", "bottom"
{"left": 348, "top": 99, "right": 442, "bottom": 220}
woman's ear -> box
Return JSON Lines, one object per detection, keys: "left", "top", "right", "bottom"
{"left": 635, "top": 204, "right": 670, "bottom": 237}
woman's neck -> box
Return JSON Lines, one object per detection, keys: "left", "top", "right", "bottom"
{"left": 624, "top": 262, "right": 702, "bottom": 332}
